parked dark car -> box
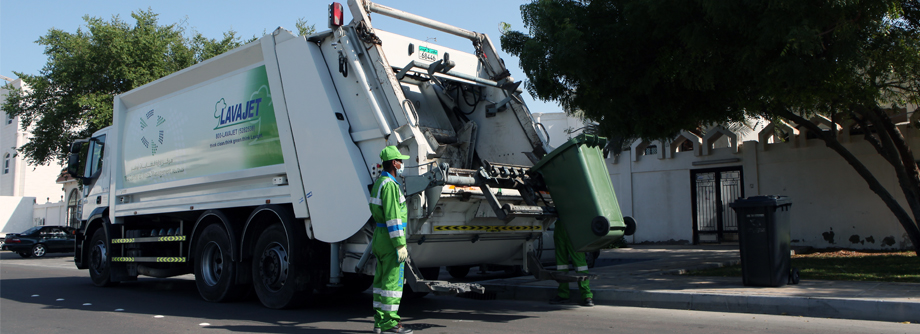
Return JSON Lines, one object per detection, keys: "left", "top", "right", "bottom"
{"left": 1, "top": 226, "right": 76, "bottom": 258}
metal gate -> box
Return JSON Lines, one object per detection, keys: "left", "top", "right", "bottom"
{"left": 691, "top": 167, "right": 743, "bottom": 244}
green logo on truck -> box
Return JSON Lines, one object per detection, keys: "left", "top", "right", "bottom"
{"left": 139, "top": 109, "right": 167, "bottom": 156}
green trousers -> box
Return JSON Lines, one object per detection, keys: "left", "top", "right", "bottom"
{"left": 372, "top": 227, "right": 404, "bottom": 330}
{"left": 554, "top": 221, "right": 593, "bottom": 299}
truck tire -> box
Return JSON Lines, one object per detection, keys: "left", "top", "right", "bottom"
{"left": 88, "top": 228, "right": 118, "bottom": 287}
{"left": 447, "top": 266, "right": 471, "bottom": 279}
{"left": 251, "top": 223, "right": 311, "bottom": 309}
{"left": 195, "top": 224, "right": 247, "bottom": 302}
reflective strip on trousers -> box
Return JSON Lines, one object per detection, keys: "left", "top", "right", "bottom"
{"left": 374, "top": 288, "right": 403, "bottom": 298}
{"left": 373, "top": 301, "right": 399, "bottom": 311}
{"left": 556, "top": 264, "right": 571, "bottom": 270}
{"left": 576, "top": 266, "right": 589, "bottom": 272}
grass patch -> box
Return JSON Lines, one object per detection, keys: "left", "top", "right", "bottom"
{"left": 686, "top": 251, "right": 920, "bottom": 283}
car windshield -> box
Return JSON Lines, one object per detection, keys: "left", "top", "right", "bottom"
{"left": 21, "top": 226, "right": 42, "bottom": 235}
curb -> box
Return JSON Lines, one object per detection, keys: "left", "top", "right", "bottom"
{"left": 480, "top": 282, "right": 920, "bottom": 323}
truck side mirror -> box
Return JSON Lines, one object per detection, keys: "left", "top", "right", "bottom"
{"left": 70, "top": 142, "right": 82, "bottom": 153}
{"left": 67, "top": 153, "right": 82, "bottom": 179}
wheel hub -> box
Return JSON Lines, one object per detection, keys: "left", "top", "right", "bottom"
{"left": 33, "top": 245, "right": 46, "bottom": 257}
{"left": 91, "top": 241, "right": 106, "bottom": 274}
{"left": 259, "top": 242, "right": 288, "bottom": 292}
{"left": 201, "top": 241, "right": 223, "bottom": 286}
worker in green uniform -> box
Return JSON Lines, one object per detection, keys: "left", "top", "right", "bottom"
{"left": 549, "top": 220, "right": 594, "bottom": 306}
{"left": 370, "top": 146, "right": 413, "bottom": 334}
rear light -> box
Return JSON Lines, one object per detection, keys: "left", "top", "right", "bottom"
{"left": 329, "top": 2, "right": 344, "bottom": 28}
{"left": 6, "top": 238, "right": 21, "bottom": 243}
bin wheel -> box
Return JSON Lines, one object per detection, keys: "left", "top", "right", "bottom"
{"left": 789, "top": 268, "right": 800, "bottom": 285}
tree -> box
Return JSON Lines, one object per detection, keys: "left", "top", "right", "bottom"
{"left": 296, "top": 17, "right": 317, "bottom": 36}
{"left": 501, "top": 0, "right": 920, "bottom": 254}
{"left": 2, "top": 9, "right": 261, "bottom": 166}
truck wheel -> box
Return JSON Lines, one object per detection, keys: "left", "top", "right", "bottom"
{"left": 447, "top": 266, "right": 471, "bottom": 279}
{"left": 195, "top": 224, "right": 247, "bottom": 302}
{"left": 31, "top": 244, "right": 47, "bottom": 258}
{"left": 251, "top": 223, "right": 311, "bottom": 309}
{"left": 88, "top": 228, "right": 118, "bottom": 287}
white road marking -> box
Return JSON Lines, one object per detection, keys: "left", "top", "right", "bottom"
{"left": 199, "top": 323, "right": 211, "bottom": 326}
{"left": 56, "top": 298, "right": 65, "bottom": 301}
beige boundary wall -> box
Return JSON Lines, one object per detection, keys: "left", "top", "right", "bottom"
{"left": 534, "top": 112, "right": 917, "bottom": 251}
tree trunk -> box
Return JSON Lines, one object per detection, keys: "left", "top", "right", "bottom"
{"left": 776, "top": 109, "right": 920, "bottom": 255}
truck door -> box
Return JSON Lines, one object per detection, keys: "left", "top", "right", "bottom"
{"left": 80, "top": 134, "right": 108, "bottom": 220}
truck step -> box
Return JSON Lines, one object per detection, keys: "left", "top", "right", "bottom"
{"left": 111, "top": 235, "right": 186, "bottom": 244}
{"left": 111, "top": 257, "right": 187, "bottom": 263}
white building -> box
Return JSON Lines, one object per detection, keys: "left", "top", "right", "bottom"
{"left": 533, "top": 110, "right": 915, "bottom": 251}
{"left": 1, "top": 75, "right": 76, "bottom": 236}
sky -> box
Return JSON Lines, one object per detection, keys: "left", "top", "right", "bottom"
{"left": 0, "top": 0, "right": 562, "bottom": 115}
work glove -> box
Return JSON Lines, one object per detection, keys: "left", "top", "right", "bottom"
{"left": 396, "top": 245, "right": 409, "bottom": 263}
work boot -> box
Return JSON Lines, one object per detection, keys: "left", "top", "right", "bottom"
{"left": 549, "top": 296, "right": 569, "bottom": 304}
{"left": 383, "top": 324, "right": 413, "bottom": 333}
{"left": 581, "top": 298, "right": 594, "bottom": 307}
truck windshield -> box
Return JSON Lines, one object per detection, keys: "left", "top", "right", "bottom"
{"left": 84, "top": 135, "right": 106, "bottom": 179}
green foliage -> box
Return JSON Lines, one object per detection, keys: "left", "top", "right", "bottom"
{"left": 501, "top": 0, "right": 920, "bottom": 140}
{"left": 504, "top": 0, "right": 920, "bottom": 253}
{"left": 296, "top": 17, "right": 316, "bottom": 37}
{"left": 1, "top": 9, "right": 252, "bottom": 166}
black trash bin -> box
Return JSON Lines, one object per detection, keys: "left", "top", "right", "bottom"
{"left": 729, "top": 196, "right": 795, "bottom": 287}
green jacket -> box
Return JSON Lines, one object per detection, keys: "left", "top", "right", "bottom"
{"left": 369, "top": 172, "right": 407, "bottom": 248}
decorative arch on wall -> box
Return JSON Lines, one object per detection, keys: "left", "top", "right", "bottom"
{"left": 630, "top": 138, "right": 651, "bottom": 162}
{"left": 669, "top": 131, "right": 702, "bottom": 158}
{"left": 757, "top": 120, "right": 800, "bottom": 150}
{"left": 701, "top": 125, "right": 738, "bottom": 155}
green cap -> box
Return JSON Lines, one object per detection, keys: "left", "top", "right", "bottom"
{"left": 380, "top": 146, "right": 410, "bottom": 162}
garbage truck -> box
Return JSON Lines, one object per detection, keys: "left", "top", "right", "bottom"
{"left": 66, "top": 0, "right": 634, "bottom": 309}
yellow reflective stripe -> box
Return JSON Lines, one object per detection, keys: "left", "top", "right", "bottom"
{"left": 433, "top": 225, "right": 543, "bottom": 232}
{"left": 111, "top": 257, "right": 187, "bottom": 263}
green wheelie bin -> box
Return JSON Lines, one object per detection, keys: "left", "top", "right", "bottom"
{"left": 531, "top": 134, "right": 627, "bottom": 252}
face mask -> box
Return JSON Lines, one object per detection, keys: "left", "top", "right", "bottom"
{"left": 396, "top": 164, "right": 405, "bottom": 177}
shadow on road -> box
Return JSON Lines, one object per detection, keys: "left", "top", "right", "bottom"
{"left": 0, "top": 270, "right": 537, "bottom": 333}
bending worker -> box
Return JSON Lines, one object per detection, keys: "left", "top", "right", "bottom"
{"left": 549, "top": 219, "right": 594, "bottom": 307}
{"left": 370, "top": 146, "right": 413, "bottom": 334}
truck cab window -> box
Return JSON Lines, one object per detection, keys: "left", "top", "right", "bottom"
{"left": 84, "top": 135, "right": 106, "bottom": 179}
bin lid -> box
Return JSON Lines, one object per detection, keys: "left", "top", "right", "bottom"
{"left": 531, "top": 134, "right": 608, "bottom": 172}
{"left": 729, "top": 195, "right": 791, "bottom": 208}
